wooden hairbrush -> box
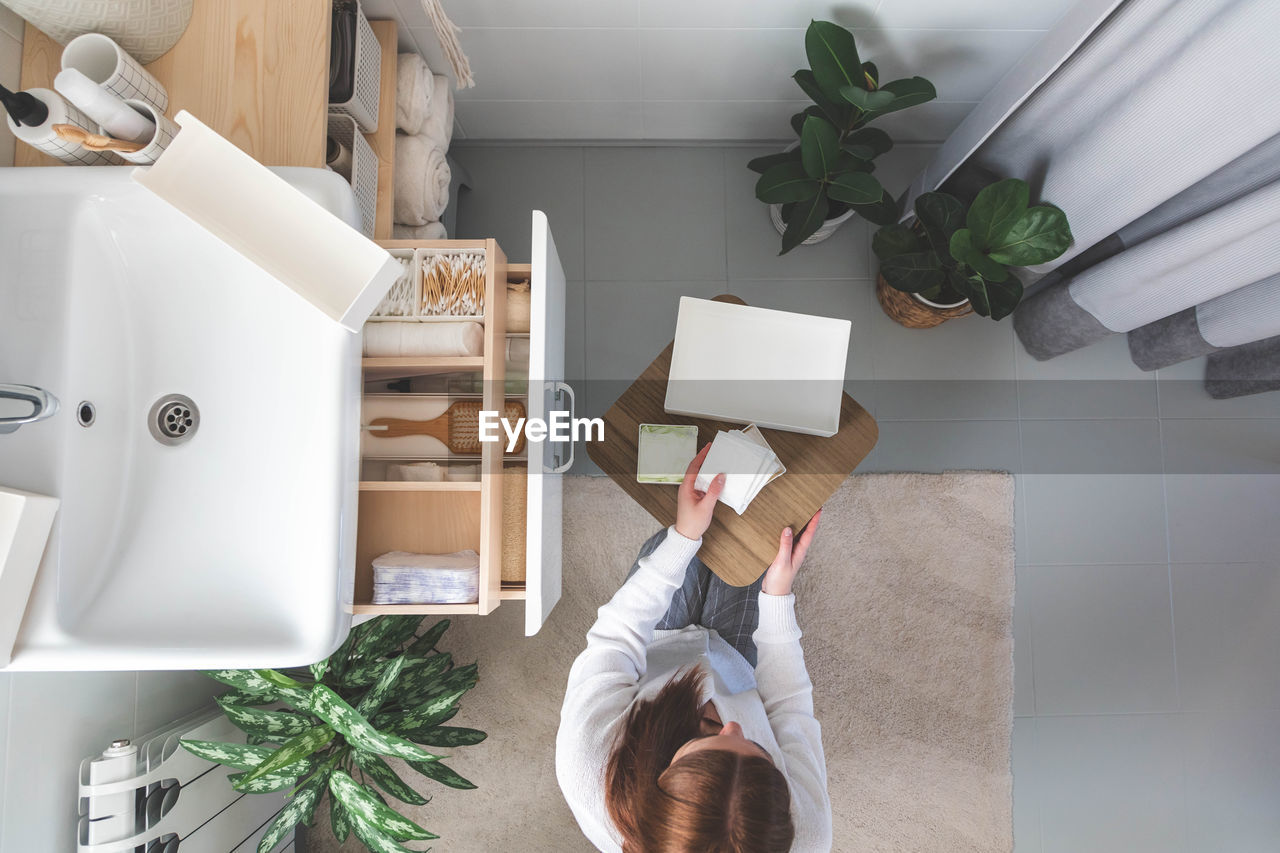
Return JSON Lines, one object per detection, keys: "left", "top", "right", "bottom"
{"left": 367, "top": 400, "right": 527, "bottom": 454}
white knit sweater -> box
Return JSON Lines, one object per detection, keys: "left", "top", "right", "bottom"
{"left": 555, "top": 527, "right": 832, "bottom": 852}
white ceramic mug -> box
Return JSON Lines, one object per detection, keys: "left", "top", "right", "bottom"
{"left": 61, "top": 33, "right": 169, "bottom": 114}
{"left": 107, "top": 99, "right": 178, "bottom": 165}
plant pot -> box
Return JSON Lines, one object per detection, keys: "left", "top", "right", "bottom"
{"left": 769, "top": 203, "right": 855, "bottom": 245}
{"left": 875, "top": 274, "right": 973, "bottom": 328}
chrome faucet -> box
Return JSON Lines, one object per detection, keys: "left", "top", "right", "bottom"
{"left": 0, "top": 384, "right": 59, "bottom": 434}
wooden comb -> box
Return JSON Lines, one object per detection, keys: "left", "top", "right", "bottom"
{"left": 368, "top": 400, "right": 527, "bottom": 454}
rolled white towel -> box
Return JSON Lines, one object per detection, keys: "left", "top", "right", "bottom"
{"left": 506, "top": 336, "right": 531, "bottom": 366}
{"left": 396, "top": 53, "right": 434, "bottom": 135}
{"left": 394, "top": 135, "right": 451, "bottom": 225}
{"left": 422, "top": 75, "right": 454, "bottom": 149}
{"left": 362, "top": 321, "right": 483, "bottom": 357}
{"left": 392, "top": 222, "right": 447, "bottom": 240}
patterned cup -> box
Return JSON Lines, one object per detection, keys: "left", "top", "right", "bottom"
{"left": 106, "top": 99, "right": 178, "bottom": 165}
{"left": 61, "top": 32, "right": 169, "bottom": 114}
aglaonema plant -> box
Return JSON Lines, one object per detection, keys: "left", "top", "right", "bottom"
{"left": 873, "top": 178, "right": 1073, "bottom": 320}
{"left": 180, "top": 616, "right": 485, "bottom": 852}
{"left": 750, "top": 19, "right": 937, "bottom": 253}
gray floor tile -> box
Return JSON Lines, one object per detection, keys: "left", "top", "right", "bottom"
{"left": 1024, "top": 564, "right": 1177, "bottom": 714}
{"left": 860, "top": 419, "right": 1021, "bottom": 474}
{"left": 1164, "top": 475, "right": 1280, "bottom": 564}
{"left": 1161, "top": 419, "right": 1280, "bottom": 475}
{"left": 1021, "top": 475, "right": 1168, "bottom": 565}
{"left": 1020, "top": 418, "right": 1163, "bottom": 475}
{"left": 452, "top": 146, "right": 586, "bottom": 280}
{"left": 1171, "top": 562, "right": 1280, "bottom": 711}
{"left": 1034, "top": 714, "right": 1189, "bottom": 853}
{"left": 867, "top": 307, "right": 1018, "bottom": 420}
{"left": 584, "top": 148, "right": 727, "bottom": 281}
{"left": 583, "top": 280, "right": 723, "bottom": 382}
{"left": 1012, "top": 718, "right": 1042, "bottom": 853}
{"left": 725, "top": 148, "right": 870, "bottom": 281}
{"left": 1014, "top": 564, "right": 1035, "bottom": 717}
{"left": 1015, "top": 330, "right": 1158, "bottom": 419}
{"left": 1015, "top": 475, "right": 1029, "bottom": 566}
{"left": 722, "top": 278, "right": 876, "bottom": 381}
{"left": 1157, "top": 357, "right": 1280, "bottom": 418}
{"left": 1179, "top": 710, "right": 1280, "bottom": 849}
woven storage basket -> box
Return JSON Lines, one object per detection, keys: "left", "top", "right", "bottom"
{"left": 876, "top": 274, "right": 973, "bottom": 328}
{"left": 329, "top": 0, "right": 381, "bottom": 131}
{"left": 502, "top": 465, "right": 528, "bottom": 583}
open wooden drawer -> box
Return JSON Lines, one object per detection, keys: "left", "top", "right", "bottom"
{"left": 352, "top": 212, "right": 568, "bottom": 635}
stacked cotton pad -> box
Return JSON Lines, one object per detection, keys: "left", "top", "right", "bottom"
{"left": 371, "top": 550, "right": 479, "bottom": 604}
{"left": 694, "top": 425, "right": 785, "bottom": 515}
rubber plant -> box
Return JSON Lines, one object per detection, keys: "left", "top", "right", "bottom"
{"left": 180, "top": 616, "right": 485, "bottom": 852}
{"left": 749, "top": 19, "right": 937, "bottom": 253}
{"left": 873, "top": 178, "right": 1073, "bottom": 320}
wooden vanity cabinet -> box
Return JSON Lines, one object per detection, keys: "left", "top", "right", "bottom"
{"left": 353, "top": 214, "right": 568, "bottom": 635}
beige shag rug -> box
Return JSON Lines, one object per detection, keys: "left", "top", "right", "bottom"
{"left": 310, "top": 473, "right": 1014, "bottom": 853}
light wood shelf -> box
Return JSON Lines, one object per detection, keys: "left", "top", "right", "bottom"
{"left": 359, "top": 481, "right": 482, "bottom": 492}
{"left": 362, "top": 356, "right": 485, "bottom": 382}
{"left": 17, "top": 0, "right": 329, "bottom": 167}
{"left": 353, "top": 602, "right": 481, "bottom": 616}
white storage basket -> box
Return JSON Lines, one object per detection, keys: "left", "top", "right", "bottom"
{"left": 327, "top": 113, "right": 378, "bottom": 238}
{"left": 329, "top": 0, "right": 381, "bottom": 132}
{"left": 367, "top": 248, "right": 487, "bottom": 323}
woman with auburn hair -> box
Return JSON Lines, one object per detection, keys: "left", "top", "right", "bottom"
{"left": 556, "top": 444, "right": 832, "bottom": 852}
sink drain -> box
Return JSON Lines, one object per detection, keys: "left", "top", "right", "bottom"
{"left": 148, "top": 394, "right": 199, "bottom": 445}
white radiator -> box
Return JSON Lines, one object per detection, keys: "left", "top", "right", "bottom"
{"left": 77, "top": 708, "right": 295, "bottom": 853}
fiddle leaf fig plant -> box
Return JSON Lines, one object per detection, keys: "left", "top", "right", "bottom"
{"left": 750, "top": 19, "right": 938, "bottom": 254}
{"left": 181, "top": 617, "right": 485, "bottom": 852}
{"left": 874, "top": 178, "right": 1073, "bottom": 320}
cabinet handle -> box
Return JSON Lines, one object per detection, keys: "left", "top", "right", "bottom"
{"left": 550, "top": 382, "right": 576, "bottom": 474}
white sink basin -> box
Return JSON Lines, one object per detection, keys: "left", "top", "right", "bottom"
{"left": 0, "top": 166, "right": 362, "bottom": 670}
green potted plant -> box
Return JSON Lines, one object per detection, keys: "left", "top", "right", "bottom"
{"left": 180, "top": 616, "right": 485, "bottom": 852}
{"left": 748, "top": 19, "right": 937, "bottom": 254}
{"left": 872, "top": 178, "right": 1073, "bottom": 326}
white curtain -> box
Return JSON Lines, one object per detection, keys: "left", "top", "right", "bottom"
{"left": 913, "top": 0, "right": 1280, "bottom": 395}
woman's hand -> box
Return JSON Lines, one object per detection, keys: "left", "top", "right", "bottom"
{"left": 762, "top": 509, "right": 822, "bottom": 596}
{"left": 674, "top": 443, "right": 725, "bottom": 541}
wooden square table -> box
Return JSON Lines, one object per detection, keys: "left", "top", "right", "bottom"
{"left": 587, "top": 295, "right": 879, "bottom": 586}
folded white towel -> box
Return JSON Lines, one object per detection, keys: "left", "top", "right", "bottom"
{"left": 444, "top": 463, "right": 481, "bottom": 482}
{"left": 392, "top": 222, "right": 447, "bottom": 240}
{"left": 423, "top": 74, "right": 454, "bottom": 149}
{"left": 387, "top": 462, "right": 444, "bottom": 482}
{"left": 362, "top": 320, "right": 484, "bottom": 357}
{"left": 396, "top": 53, "right": 434, "bottom": 135}
{"left": 394, "top": 135, "right": 451, "bottom": 225}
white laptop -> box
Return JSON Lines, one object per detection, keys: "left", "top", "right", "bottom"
{"left": 663, "top": 297, "right": 851, "bottom": 437}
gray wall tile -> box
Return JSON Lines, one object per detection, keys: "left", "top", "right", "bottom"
{"left": 452, "top": 147, "right": 586, "bottom": 280}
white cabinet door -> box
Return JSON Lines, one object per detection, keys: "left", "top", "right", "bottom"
{"left": 523, "top": 210, "right": 568, "bottom": 635}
